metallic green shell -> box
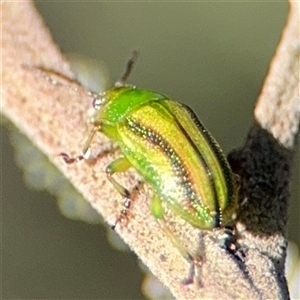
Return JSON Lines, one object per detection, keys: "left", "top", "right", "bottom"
{"left": 96, "top": 87, "right": 238, "bottom": 229}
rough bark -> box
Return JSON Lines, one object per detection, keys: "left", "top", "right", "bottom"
{"left": 2, "top": 2, "right": 299, "bottom": 299}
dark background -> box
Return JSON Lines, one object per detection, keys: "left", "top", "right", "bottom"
{"left": 2, "top": 2, "right": 299, "bottom": 299}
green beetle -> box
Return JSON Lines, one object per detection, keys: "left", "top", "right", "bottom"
{"left": 60, "top": 51, "right": 239, "bottom": 281}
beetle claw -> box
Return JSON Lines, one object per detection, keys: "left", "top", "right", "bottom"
{"left": 112, "top": 208, "right": 129, "bottom": 230}
{"left": 181, "top": 257, "right": 204, "bottom": 287}
{"left": 59, "top": 152, "right": 84, "bottom": 164}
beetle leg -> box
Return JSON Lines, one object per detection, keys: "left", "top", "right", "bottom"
{"left": 59, "top": 125, "right": 100, "bottom": 164}
{"left": 150, "top": 194, "right": 201, "bottom": 284}
{"left": 106, "top": 157, "right": 134, "bottom": 229}
{"left": 106, "top": 157, "right": 132, "bottom": 197}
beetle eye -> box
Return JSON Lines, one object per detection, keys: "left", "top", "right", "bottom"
{"left": 93, "top": 96, "right": 104, "bottom": 110}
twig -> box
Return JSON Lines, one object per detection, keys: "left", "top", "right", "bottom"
{"left": 2, "top": 1, "right": 299, "bottom": 299}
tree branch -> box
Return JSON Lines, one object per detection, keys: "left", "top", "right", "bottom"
{"left": 2, "top": 1, "right": 299, "bottom": 299}
{"left": 254, "top": 1, "right": 299, "bottom": 149}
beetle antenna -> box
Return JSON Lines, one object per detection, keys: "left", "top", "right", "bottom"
{"left": 115, "top": 50, "right": 139, "bottom": 87}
